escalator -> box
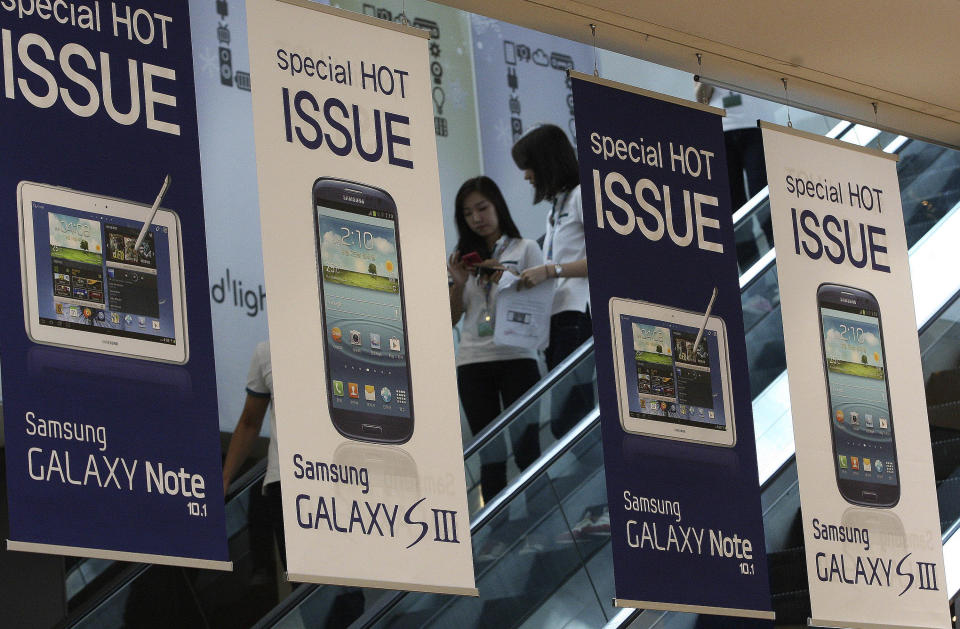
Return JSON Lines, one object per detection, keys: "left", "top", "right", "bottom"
{"left": 61, "top": 126, "right": 960, "bottom": 627}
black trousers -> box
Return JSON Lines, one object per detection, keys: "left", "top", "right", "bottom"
{"left": 546, "top": 310, "right": 595, "bottom": 439}
{"left": 725, "top": 127, "right": 773, "bottom": 267}
{"left": 457, "top": 358, "right": 541, "bottom": 502}
{"left": 546, "top": 310, "right": 593, "bottom": 371}
{"left": 725, "top": 127, "right": 768, "bottom": 210}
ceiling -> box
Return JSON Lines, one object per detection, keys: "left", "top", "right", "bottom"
{"left": 437, "top": 0, "right": 960, "bottom": 148}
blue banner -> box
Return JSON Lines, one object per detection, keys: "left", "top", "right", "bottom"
{"left": 0, "top": 0, "right": 229, "bottom": 568}
{"left": 571, "top": 74, "right": 771, "bottom": 617}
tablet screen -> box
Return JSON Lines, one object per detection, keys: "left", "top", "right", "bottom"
{"left": 617, "top": 313, "right": 728, "bottom": 432}
{"left": 30, "top": 202, "right": 177, "bottom": 345}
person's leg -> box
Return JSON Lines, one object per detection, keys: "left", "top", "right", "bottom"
{"left": 458, "top": 363, "right": 508, "bottom": 502}
{"left": 739, "top": 126, "right": 774, "bottom": 247}
{"left": 264, "top": 481, "right": 286, "bottom": 570}
{"left": 739, "top": 127, "right": 767, "bottom": 200}
{"left": 498, "top": 358, "right": 543, "bottom": 471}
{"left": 724, "top": 129, "right": 747, "bottom": 211}
{"left": 546, "top": 311, "right": 593, "bottom": 371}
{"left": 547, "top": 311, "right": 595, "bottom": 439}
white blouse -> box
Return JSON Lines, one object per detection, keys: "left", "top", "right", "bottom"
{"left": 456, "top": 236, "right": 543, "bottom": 366}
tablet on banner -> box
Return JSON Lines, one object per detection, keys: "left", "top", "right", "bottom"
{"left": 609, "top": 298, "right": 735, "bottom": 448}
{"left": 18, "top": 183, "right": 188, "bottom": 365}
{"left": 0, "top": 1, "right": 229, "bottom": 568}
{"left": 246, "top": 0, "right": 476, "bottom": 595}
{"left": 571, "top": 72, "right": 773, "bottom": 619}
{"left": 762, "top": 122, "right": 951, "bottom": 629}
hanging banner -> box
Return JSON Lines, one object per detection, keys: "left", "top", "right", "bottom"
{"left": 571, "top": 73, "right": 773, "bottom": 618}
{"left": 0, "top": 1, "right": 230, "bottom": 568}
{"left": 246, "top": 0, "right": 476, "bottom": 594}
{"left": 763, "top": 122, "right": 950, "bottom": 629}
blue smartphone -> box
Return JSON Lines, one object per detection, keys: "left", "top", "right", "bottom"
{"left": 313, "top": 178, "right": 414, "bottom": 444}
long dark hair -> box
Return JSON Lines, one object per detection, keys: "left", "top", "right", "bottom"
{"left": 453, "top": 176, "right": 522, "bottom": 260}
{"left": 511, "top": 124, "right": 579, "bottom": 204}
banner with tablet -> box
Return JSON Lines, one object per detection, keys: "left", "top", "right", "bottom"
{"left": 762, "top": 123, "right": 950, "bottom": 628}
{"left": 246, "top": 0, "right": 476, "bottom": 594}
{"left": 571, "top": 73, "right": 773, "bottom": 618}
{"left": 0, "top": 1, "right": 230, "bottom": 568}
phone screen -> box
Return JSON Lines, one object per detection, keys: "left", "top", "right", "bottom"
{"left": 31, "top": 202, "right": 177, "bottom": 345}
{"left": 821, "top": 305, "right": 898, "bottom": 488}
{"left": 315, "top": 201, "right": 412, "bottom": 424}
{"left": 617, "top": 313, "right": 728, "bottom": 432}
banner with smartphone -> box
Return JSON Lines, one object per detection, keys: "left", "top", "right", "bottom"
{"left": 571, "top": 73, "right": 773, "bottom": 618}
{"left": 0, "top": 1, "right": 230, "bottom": 568}
{"left": 763, "top": 122, "right": 951, "bottom": 628}
{"left": 246, "top": 0, "right": 476, "bottom": 594}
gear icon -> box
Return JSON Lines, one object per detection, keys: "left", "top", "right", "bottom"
{"left": 429, "top": 42, "right": 441, "bottom": 58}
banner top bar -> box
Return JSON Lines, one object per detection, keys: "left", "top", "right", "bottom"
{"left": 276, "top": 0, "right": 430, "bottom": 39}
{"left": 758, "top": 120, "right": 899, "bottom": 162}
{"left": 569, "top": 70, "right": 725, "bottom": 117}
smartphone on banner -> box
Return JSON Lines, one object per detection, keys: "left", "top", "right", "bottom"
{"left": 313, "top": 178, "right": 414, "bottom": 444}
{"left": 817, "top": 284, "right": 899, "bottom": 507}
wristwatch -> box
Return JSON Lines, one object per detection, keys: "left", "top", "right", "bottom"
{"left": 554, "top": 263, "right": 563, "bottom": 278}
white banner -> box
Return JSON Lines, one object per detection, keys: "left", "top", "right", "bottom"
{"left": 247, "top": 0, "right": 476, "bottom": 595}
{"left": 763, "top": 122, "right": 949, "bottom": 629}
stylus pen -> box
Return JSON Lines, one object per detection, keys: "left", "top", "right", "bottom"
{"left": 692, "top": 287, "right": 718, "bottom": 354}
{"left": 134, "top": 175, "right": 172, "bottom": 252}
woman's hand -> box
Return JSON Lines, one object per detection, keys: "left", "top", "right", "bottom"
{"left": 519, "top": 264, "right": 550, "bottom": 289}
{"left": 447, "top": 250, "right": 470, "bottom": 286}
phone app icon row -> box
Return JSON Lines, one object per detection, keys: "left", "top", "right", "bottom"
{"left": 331, "top": 327, "right": 400, "bottom": 351}
{"left": 834, "top": 409, "right": 888, "bottom": 430}
{"left": 838, "top": 454, "right": 894, "bottom": 475}
{"left": 332, "top": 380, "right": 405, "bottom": 404}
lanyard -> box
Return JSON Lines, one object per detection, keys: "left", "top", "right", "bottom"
{"left": 480, "top": 236, "right": 510, "bottom": 304}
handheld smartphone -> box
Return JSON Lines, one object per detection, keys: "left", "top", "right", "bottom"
{"left": 818, "top": 284, "right": 899, "bottom": 507}
{"left": 313, "top": 178, "right": 413, "bottom": 444}
{"left": 460, "top": 251, "right": 483, "bottom": 266}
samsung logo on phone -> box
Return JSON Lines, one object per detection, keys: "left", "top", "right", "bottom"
{"left": 840, "top": 297, "right": 858, "bottom": 305}
{"left": 343, "top": 195, "right": 364, "bottom": 204}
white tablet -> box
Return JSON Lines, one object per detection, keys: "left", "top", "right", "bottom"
{"left": 18, "top": 182, "right": 189, "bottom": 364}
{"left": 609, "top": 297, "right": 735, "bottom": 447}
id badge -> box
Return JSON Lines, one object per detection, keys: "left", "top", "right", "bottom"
{"left": 722, "top": 93, "right": 742, "bottom": 108}
{"left": 477, "top": 307, "right": 494, "bottom": 337}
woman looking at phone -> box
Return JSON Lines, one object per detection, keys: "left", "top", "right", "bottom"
{"left": 448, "top": 176, "right": 543, "bottom": 502}
{"left": 512, "top": 124, "right": 590, "bottom": 370}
